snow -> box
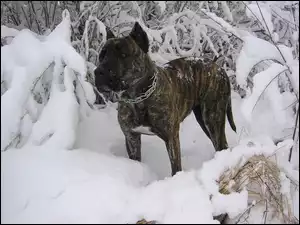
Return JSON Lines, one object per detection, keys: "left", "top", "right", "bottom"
{"left": 220, "top": 1, "right": 233, "bottom": 22}
{"left": 236, "top": 34, "right": 298, "bottom": 132}
{"left": 155, "top": 1, "right": 166, "bottom": 14}
{"left": 1, "top": 146, "right": 156, "bottom": 224}
{"left": 26, "top": 66, "right": 79, "bottom": 150}
{"left": 1, "top": 25, "right": 19, "bottom": 38}
{"left": 211, "top": 189, "right": 248, "bottom": 218}
{"left": 2, "top": 77, "right": 298, "bottom": 223}
{"left": 2, "top": 116, "right": 298, "bottom": 223}
{"left": 236, "top": 35, "right": 286, "bottom": 87}
{"left": 1, "top": 9, "right": 92, "bottom": 151}
{"left": 1, "top": 66, "right": 29, "bottom": 150}
{"left": 198, "top": 135, "right": 287, "bottom": 198}
{"left": 132, "top": 126, "right": 156, "bottom": 135}
{"left": 202, "top": 10, "right": 241, "bottom": 39}
{"left": 280, "top": 172, "right": 291, "bottom": 195}
{"left": 240, "top": 63, "right": 288, "bottom": 124}
{"left": 1, "top": 8, "right": 299, "bottom": 225}
{"left": 246, "top": 3, "right": 274, "bottom": 37}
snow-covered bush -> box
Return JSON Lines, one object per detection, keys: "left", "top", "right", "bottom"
{"left": 1, "top": 9, "right": 95, "bottom": 151}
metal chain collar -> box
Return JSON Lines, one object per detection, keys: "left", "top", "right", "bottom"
{"left": 120, "top": 71, "right": 158, "bottom": 104}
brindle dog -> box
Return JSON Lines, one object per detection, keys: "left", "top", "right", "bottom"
{"left": 94, "top": 22, "right": 236, "bottom": 176}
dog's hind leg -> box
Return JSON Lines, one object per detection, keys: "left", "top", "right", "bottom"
{"left": 193, "top": 105, "right": 211, "bottom": 140}
{"left": 165, "top": 127, "right": 182, "bottom": 176}
{"left": 125, "top": 132, "right": 141, "bottom": 162}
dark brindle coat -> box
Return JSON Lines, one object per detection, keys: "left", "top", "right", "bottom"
{"left": 94, "top": 22, "right": 236, "bottom": 176}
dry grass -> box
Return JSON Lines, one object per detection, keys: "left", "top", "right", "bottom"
{"left": 136, "top": 154, "right": 298, "bottom": 224}
{"left": 219, "top": 154, "right": 298, "bottom": 224}
{"left": 136, "top": 219, "right": 156, "bottom": 224}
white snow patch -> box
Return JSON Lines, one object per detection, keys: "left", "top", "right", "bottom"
{"left": 246, "top": 3, "right": 274, "bottom": 38}
{"left": 236, "top": 35, "right": 285, "bottom": 87}
{"left": 26, "top": 67, "right": 79, "bottom": 150}
{"left": 2, "top": 136, "right": 298, "bottom": 223}
{"left": 220, "top": 1, "right": 233, "bottom": 22}
{"left": 154, "top": 1, "right": 166, "bottom": 14}
{"left": 1, "top": 25, "right": 19, "bottom": 38}
{"left": 132, "top": 126, "right": 155, "bottom": 135}
{"left": 212, "top": 189, "right": 248, "bottom": 218}
{"left": 240, "top": 63, "right": 288, "bottom": 124}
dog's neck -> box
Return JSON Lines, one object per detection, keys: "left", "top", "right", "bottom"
{"left": 123, "top": 56, "right": 158, "bottom": 101}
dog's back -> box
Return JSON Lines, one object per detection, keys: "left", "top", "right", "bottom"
{"left": 158, "top": 57, "right": 231, "bottom": 110}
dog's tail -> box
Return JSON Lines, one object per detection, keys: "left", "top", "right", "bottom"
{"left": 227, "top": 97, "right": 236, "bottom": 133}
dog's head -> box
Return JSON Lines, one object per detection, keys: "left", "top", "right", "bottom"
{"left": 94, "top": 22, "right": 150, "bottom": 102}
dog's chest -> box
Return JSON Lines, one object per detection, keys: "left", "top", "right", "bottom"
{"left": 128, "top": 103, "right": 157, "bottom": 135}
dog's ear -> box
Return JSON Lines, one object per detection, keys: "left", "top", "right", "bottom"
{"left": 129, "top": 22, "right": 149, "bottom": 53}
{"left": 106, "top": 27, "right": 115, "bottom": 40}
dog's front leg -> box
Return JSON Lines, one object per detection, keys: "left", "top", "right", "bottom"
{"left": 165, "top": 129, "right": 182, "bottom": 176}
{"left": 118, "top": 103, "right": 142, "bottom": 162}
{"left": 125, "top": 132, "right": 141, "bottom": 162}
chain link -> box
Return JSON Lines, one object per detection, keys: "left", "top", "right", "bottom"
{"left": 120, "top": 71, "right": 158, "bottom": 104}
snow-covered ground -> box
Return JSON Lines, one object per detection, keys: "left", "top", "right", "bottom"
{"left": 2, "top": 92, "right": 298, "bottom": 224}
{"left": 1, "top": 8, "right": 299, "bottom": 224}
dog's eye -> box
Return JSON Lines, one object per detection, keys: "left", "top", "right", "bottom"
{"left": 121, "top": 53, "right": 126, "bottom": 58}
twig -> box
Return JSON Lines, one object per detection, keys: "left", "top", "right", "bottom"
{"left": 2, "top": 133, "right": 21, "bottom": 152}
{"left": 255, "top": 2, "right": 273, "bottom": 38}
{"left": 31, "top": 63, "right": 54, "bottom": 92}
{"left": 251, "top": 68, "right": 289, "bottom": 113}
{"left": 50, "top": 1, "right": 58, "bottom": 30}
{"left": 242, "top": 1, "right": 291, "bottom": 71}
{"left": 250, "top": 164, "right": 285, "bottom": 211}
{"left": 74, "top": 73, "right": 97, "bottom": 110}
{"left": 2, "top": 110, "right": 28, "bottom": 151}
{"left": 21, "top": 6, "right": 31, "bottom": 30}
{"left": 262, "top": 200, "right": 268, "bottom": 223}
{"left": 267, "top": 145, "right": 288, "bottom": 159}
{"left": 283, "top": 99, "right": 298, "bottom": 110}
{"left": 289, "top": 105, "right": 299, "bottom": 162}
{"left": 29, "top": 1, "right": 41, "bottom": 34}
{"left": 271, "top": 9, "right": 299, "bottom": 29}
{"left": 178, "top": 1, "right": 188, "bottom": 13}
{"left": 74, "top": 3, "right": 98, "bottom": 27}
{"left": 5, "top": 3, "right": 20, "bottom": 26}
{"left": 198, "top": 9, "right": 243, "bottom": 42}
{"left": 235, "top": 200, "right": 262, "bottom": 224}
{"left": 43, "top": 1, "right": 50, "bottom": 28}
{"left": 98, "top": 3, "right": 116, "bottom": 22}
{"left": 257, "top": 2, "right": 290, "bottom": 66}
